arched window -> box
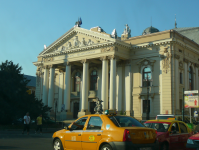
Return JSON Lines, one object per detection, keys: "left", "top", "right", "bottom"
{"left": 189, "top": 67, "right": 193, "bottom": 90}
{"left": 142, "top": 67, "right": 151, "bottom": 87}
{"left": 90, "top": 70, "right": 97, "bottom": 90}
{"left": 74, "top": 72, "right": 81, "bottom": 92}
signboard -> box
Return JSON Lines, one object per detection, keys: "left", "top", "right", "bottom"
{"left": 194, "top": 111, "right": 198, "bottom": 117}
{"left": 184, "top": 96, "right": 199, "bottom": 108}
{"left": 184, "top": 90, "right": 198, "bottom": 94}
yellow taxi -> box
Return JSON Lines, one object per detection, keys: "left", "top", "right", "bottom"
{"left": 52, "top": 111, "right": 158, "bottom": 150}
{"left": 144, "top": 119, "right": 193, "bottom": 150}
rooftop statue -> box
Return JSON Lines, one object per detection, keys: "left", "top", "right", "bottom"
{"left": 75, "top": 17, "right": 82, "bottom": 27}
{"left": 122, "top": 24, "right": 131, "bottom": 38}
{"left": 94, "top": 98, "right": 103, "bottom": 114}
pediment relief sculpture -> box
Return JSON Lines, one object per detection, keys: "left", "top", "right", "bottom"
{"left": 101, "top": 46, "right": 116, "bottom": 53}
{"left": 44, "top": 57, "right": 54, "bottom": 62}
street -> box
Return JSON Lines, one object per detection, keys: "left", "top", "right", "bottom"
{"left": 0, "top": 130, "right": 56, "bottom": 150}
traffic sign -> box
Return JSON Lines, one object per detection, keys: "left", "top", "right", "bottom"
{"left": 184, "top": 90, "right": 198, "bottom": 94}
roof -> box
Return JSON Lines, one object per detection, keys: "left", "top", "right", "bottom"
{"left": 173, "top": 27, "right": 199, "bottom": 45}
{"left": 145, "top": 119, "right": 177, "bottom": 123}
{"left": 142, "top": 26, "right": 160, "bottom": 35}
{"left": 24, "top": 75, "right": 36, "bottom": 87}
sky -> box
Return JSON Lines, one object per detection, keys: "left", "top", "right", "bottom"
{"left": 0, "top": 0, "right": 199, "bottom": 76}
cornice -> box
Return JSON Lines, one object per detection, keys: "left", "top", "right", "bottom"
{"left": 131, "top": 39, "right": 173, "bottom": 49}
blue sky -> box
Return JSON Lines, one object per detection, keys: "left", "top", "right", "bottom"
{"left": 0, "top": 0, "right": 199, "bottom": 76}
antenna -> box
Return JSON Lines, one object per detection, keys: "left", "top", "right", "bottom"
{"left": 175, "top": 14, "right": 177, "bottom": 28}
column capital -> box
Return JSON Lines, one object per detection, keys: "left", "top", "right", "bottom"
{"left": 100, "top": 56, "right": 108, "bottom": 61}
{"left": 49, "top": 64, "right": 56, "bottom": 68}
{"left": 80, "top": 59, "right": 89, "bottom": 63}
{"left": 59, "top": 69, "right": 64, "bottom": 73}
{"left": 108, "top": 55, "right": 119, "bottom": 60}
{"left": 124, "top": 59, "right": 131, "bottom": 65}
{"left": 183, "top": 58, "right": 189, "bottom": 63}
{"left": 174, "top": 54, "right": 180, "bottom": 59}
{"left": 43, "top": 65, "right": 49, "bottom": 69}
{"left": 64, "top": 62, "right": 71, "bottom": 66}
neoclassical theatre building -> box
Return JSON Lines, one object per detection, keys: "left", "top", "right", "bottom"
{"left": 33, "top": 24, "right": 199, "bottom": 120}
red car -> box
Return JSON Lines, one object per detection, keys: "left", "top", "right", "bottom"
{"left": 186, "top": 132, "right": 199, "bottom": 150}
{"left": 144, "top": 119, "right": 193, "bottom": 150}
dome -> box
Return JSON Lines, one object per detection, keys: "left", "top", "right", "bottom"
{"left": 142, "top": 26, "right": 159, "bottom": 35}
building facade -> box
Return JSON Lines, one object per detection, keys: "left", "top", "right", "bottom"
{"left": 33, "top": 25, "right": 199, "bottom": 120}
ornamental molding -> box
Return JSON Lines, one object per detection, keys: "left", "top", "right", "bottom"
{"left": 80, "top": 59, "right": 89, "bottom": 63}
{"left": 137, "top": 58, "right": 156, "bottom": 72}
{"left": 64, "top": 62, "right": 71, "bottom": 66}
{"left": 132, "top": 40, "right": 172, "bottom": 49}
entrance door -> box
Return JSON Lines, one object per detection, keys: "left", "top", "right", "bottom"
{"left": 90, "top": 102, "right": 96, "bottom": 114}
{"left": 73, "top": 102, "right": 79, "bottom": 119}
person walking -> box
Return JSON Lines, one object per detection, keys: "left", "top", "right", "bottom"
{"left": 35, "top": 114, "right": 42, "bottom": 134}
{"left": 22, "top": 112, "right": 31, "bottom": 135}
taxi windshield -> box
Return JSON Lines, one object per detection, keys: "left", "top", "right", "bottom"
{"left": 109, "top": 116, "right": 145, "bottom": 127}
{"left": 144, "top": 122, "right": 170, "bottom": 132}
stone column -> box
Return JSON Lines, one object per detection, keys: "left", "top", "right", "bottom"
{"left": 78, "top": 60, "right": 90, "bottom": 117}
{"left": 125, "top": 60, "right": 132, "bottom": 116}
{"left": 116, "top": 62, "right": 123, "bottom": 112}
{"left": 48, "top": 65, "right": 55, "bottom": 107}
{"left": 101, "top": 56, "right": 108, "bottom": 111}
{"left": 184, "top": 58, "right": 188, "bottom": 90}
{"left": 196, "top": 67, "right": 198, "bottom": 90}
{"left": 58, "top": 70, "right": 64, "bottom": 112}
{"left": 63, "top": 62, "right": 73, "bottom": 119}
{"left": 42, "top": 66, "right": 49, "bottom": 105}
{"left": 109, "top": 56, "right": 116, "bottom": 111}
{"left": 174, "top": 55, "right": 180, "bottom": 110}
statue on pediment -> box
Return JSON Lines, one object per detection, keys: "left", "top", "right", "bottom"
{"left": 67, "top": 42, "right": 72, "bottom": 49}
{"left": 81, "top": 38, "right": 86, "bottom": 46}
{"left": 87, "top": 39, "right": 94, "bottom": 45}
{"left": 74, "top": 36, "right": 80, "bottom": 47}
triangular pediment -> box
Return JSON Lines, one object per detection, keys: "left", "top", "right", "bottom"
{"left": 136, "top": 58, "right": 156, "bottom": 65}
{"left": 39, "top": 27, "right": 116, "bottom": 56}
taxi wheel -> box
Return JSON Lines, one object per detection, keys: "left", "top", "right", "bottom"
{"left": 100, "top": 144, "right": 112, "bottom": 150}
{"left": 161, "top": 143, "right": 168, "bottom": 150}
{"left": 53, "top": 139, "right": 64, "bottom": 150}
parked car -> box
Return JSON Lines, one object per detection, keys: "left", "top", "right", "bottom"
{"left": 186, "top": 132, "right": 199, "bottom": 150}
{"left": 53, "top": 111, "right": 159, "bottom": 150}
{"left": 156, "top": 114, "right": 175, "bottom": 120}
{"left": 144, "top": 119, "right": 193, "bottom": 150}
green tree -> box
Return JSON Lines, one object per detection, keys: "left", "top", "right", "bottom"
{"left": 0, "top": 60, "right": 51, "bottom": 124}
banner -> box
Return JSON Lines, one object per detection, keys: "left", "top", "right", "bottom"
{"left": 184, "top": 96, "right": 199, "bottom": 108}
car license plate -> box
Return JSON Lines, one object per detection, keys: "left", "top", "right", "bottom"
{"left": 139, "top": 148, "right": 151, "bottom": 150}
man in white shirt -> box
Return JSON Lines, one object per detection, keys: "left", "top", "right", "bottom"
{"left": 22, "top": 112, "right": 31, "bottom": 135}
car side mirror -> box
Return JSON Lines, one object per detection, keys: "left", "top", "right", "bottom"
{"left": 64, "top": 126, "right": 70, "bottom": 130}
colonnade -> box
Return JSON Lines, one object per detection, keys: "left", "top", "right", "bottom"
{"left": 41, "top": 56, "right": 122, "bottom": 118}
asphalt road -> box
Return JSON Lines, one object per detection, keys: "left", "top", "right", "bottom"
{"left": 0, "top": 130, "right": 57, "bottom": 150}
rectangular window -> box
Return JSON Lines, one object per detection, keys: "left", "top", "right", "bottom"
{"left": 179, "top": 49, "right": 182, "bottom": 53}
{"left": 143, "top": 100, "right": 150, "bottom": 113}
{"left": 180, "top": 73, "right": 183, "bottom": 84}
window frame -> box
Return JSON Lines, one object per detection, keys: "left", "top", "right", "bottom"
{"left": 141, "top": 66, "right": 152, "bottom": 87}
{"left": 189, "top": 67, "right": 193, "bottom": 90}
{"left": 90, "top": 70, "right": 98, "bottom": 90}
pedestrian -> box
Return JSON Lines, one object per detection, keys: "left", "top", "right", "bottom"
{"left": 35, "top": 114, "right": 42, "bottom": 134}
{"left": 22, "top": 112, "right": 31, "bottom": 135}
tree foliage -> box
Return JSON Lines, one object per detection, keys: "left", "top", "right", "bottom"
{"left": 0, "top": 60, "right": 51, "bottom": 124}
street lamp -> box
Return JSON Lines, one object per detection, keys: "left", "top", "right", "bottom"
{"left": 144, "top": 78, "right": 152, "bottom": 120}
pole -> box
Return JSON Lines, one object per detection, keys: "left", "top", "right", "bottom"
{"left": 146, "top": 84, "right": 149, "bottom": 120}
{"left": 190, "top": 108, "right": 191, "bottom": 123}
{"left": 182, "top": 88, "right": 184, "bottom": 122}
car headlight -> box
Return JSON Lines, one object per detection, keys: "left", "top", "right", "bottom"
{"left": 187, "top": 139, "right": 194, "bottom": 144}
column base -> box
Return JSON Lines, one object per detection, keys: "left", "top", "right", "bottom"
{"left": 78, "top": 110, "right": 91, "bottom": 118}
{"left": 126, "top": 111, "right": 131, "bottom": 116}
{"left": 59, "top": 111, "right": 73, "bottom": 120}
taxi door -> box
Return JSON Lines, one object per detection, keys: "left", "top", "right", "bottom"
{"left": 169, "top": 122, "right": 182, "bottom": 150}
{"left": 64, "top": 117, "right": 88, "bottom": 150}
{"left": 178, "top": 122, "right": 191, "bottom": 149}
{"left": 81, "top": 116, "right": 103, "bottom": 150}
